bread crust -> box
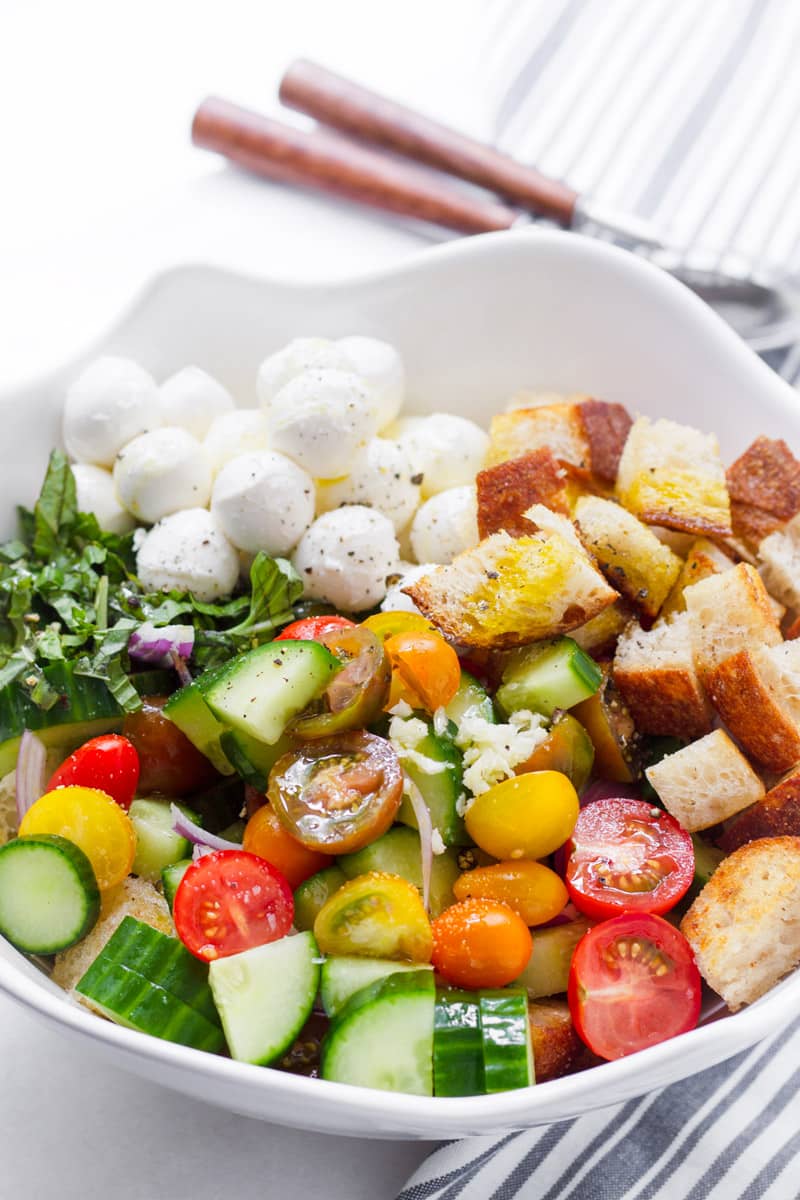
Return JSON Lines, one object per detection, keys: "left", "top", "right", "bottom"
{"left": 614, "top": 663, "right": 713, "bottom": 740}
{"left": 719, "top": 767, "right": 800, "bottom": 851}
{"left": 575, "top": 399, "right": 633, "bottom": 483}
{"left": 486, "top": 404, "right": 591, "bottom": 471}
{"left": 706, "top": 649, "right": 800, "bottom": 772}
{"left": 476, "top": 448, "right": 569, "bottom": 539}
{"left": 527, "top": 999, "right": 587, "bottom": 1082}
{"left": 727, "top": 437, "right": 800, "bottom": 520}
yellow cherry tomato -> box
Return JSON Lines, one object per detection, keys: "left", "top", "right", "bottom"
{"left": 384, "top": 631, "right": 461, "bottom": 713}
{"left": 313, "top": 871, "right": 433, "bottom": 961}
{"left": 452, "top": 860, "right": 568, "bottom": 926}
{"left": 19, "top": 786, "right": 136, "bottom": 890}
{"left": 465, "top": 771, "right": 579, "bottom": 861}
{"left": 362, "top": 611, "right": 439, "bottom": 642}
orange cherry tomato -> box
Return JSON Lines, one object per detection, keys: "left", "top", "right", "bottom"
{"left": 431, "top": 898, "right": 532, "bottom": 989}
{"left": 19, "top": 785, "right": 136, "bottom": 890}
{"left": 362, "top": 612, "right": 439, "bottom": 641}
{"left": 452, "top": 861, "right": 568, "bottom": 926}
{"left": 384, "top": 631, "right": 461, "bottom": 713}
{"left": 242, "top": 803, "right": 332, "bottom": 888}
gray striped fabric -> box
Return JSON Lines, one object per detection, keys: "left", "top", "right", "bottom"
{"left": 396, "top": 3, "right": 800, "bottom": 1196}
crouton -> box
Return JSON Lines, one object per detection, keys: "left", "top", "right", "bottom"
{"left": 650, "top": 528, "right": 696, "bottom": 556}
{"left": 720, "top": 766, "right": 800, "bottom": 851}
{"left": 522, "top": 503, "right": 583, "bottom": 549}
{"left": 680, "top": 837, "right": 800, "bottom": 1010}
{"left": 661, "top": 538, "right": 734, "bottom": 616}
{"left": 613, "top": 613, "right": 713, "bottom": 740}
{"left": 476, "top": 448, "right": 569, "bottom": 539}
{"left": 486, "top": 404, "right": 591, "bottom": 471}
{"left": 404, "top": 529, "right": 618, "bottom": 649}
{"left": 575, "top": 399, "right": 633, "bottom": 483}
{"left": 645, "top": 729, "right": 764, "bottom": 831}
{"left": 726, "top": 437, "right": 800, "bottom": 547}
{"left": 759, "top": 515, "right": 800, "bottom": 611}
{"left": 706, "top": 647, "right": 800, "bottom": 772}
{"left": 684, "top": 563, "right": 782, "bottom": 683}
{"left": 616, "top": 416, "right": 732, "bottom": 536}
{"left": 527, "top": 999, "right": 587, "bottom": 1082}
{"left": 573, "top": 495, "right": 682, "bottom": 621}
{"left": 570, "top": 601, "right": 632, "bottom": 658}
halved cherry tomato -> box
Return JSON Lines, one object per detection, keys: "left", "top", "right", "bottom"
{"left": 19, "top": 785, "right": 136, "bottom": 890}
{"left": 384, "top": 631, "right": 461, "bottom": 712}
{"left": 290, "top": 626, "right": 390, "bottom": 738}
{"left": 123, "top": 696, "right": 219, "bottom": 796}
{"left": 452, "top": 860, "right": 568, "bottom": 926}
{"left": 565, "top": 798, "right": 694, "bottom": 920}
{"left": 516, "top": 713, "right": 595, "bottom": 793}
{"left": 568, "top": 912, "right": 701, "bottom": 1060}
{"left": 314, "top": 871, "right": 432, "bottom": 960}
{"left": 173, "top": 849, "right": 294, "bottom": 961}
{"left": 431, "top": 897, "right": 532, "bottom": 989}
{"left": 275, "top": 615, "right": 356, "bottom": 641}
{"left": 465, "top": 771, "right": 579, "bottom": 861}
{"left": 268, "top": 731, "right": 403, "bottom": 854}
{"left": 242, "top": 803, "right": 332, "bottom": 888}
{"left": 362, "top": 611, "right": 439, "bottom": 642}
{"left": 47, "top": 734, "right": 140, "bottom": 811}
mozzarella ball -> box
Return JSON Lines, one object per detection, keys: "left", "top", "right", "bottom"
{"left": 211, "top": 451, "right": 314, "bottom": 556}
{"left": 159, "top": 366, "right": 235, "bottom": 440}
{"left": 113, "top": 428, "right": 212, "bottom": 524}
{"left": 380, "top": 561, "right": 437, "bottom": 614}
{"left": 337, "top": 336, "right": 405, "bottom": 431}
{"left": 203, "top": 410, "right": 271, "bottom": 475}
{"left": 315, "top": 438, "right": 420, "bottom": 532}
{"left": 293, "top": 506, "right": 399, "bottom": 612}
{"left": 268, "top": 369, "right": 377, "bottom": 479}
{"left": 63, "top": 356, "right": 162, "bottom": 467}
{"left": 257, "top": 338, "right": 348, "bottom": 408}
{"left": 396, "top": 413, "right": 489, "bottom": 498}
{"left": 71, "top": 463, "right": 135, "bottom": 534}
{"left": 136, "top": 508, "right": 239, "bottom": 601}
{"left": 410, "top": 485, "right": 479, "bottom": 564}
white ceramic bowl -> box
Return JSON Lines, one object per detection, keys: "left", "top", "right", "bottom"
{"left": 0, "top": 229, "right": 798, "bottom": 1139}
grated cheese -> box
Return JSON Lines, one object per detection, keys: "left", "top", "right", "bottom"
{"left": 389, "top": 713, "right": 450, "bottom": 775}
{"left": 430, "top": 828, "right": 446, "bottom": 856}
{"left": 455, "top": 709, "right": 547, "bottom": 800}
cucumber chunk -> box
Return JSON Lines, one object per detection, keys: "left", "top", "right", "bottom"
{"left": 434, "top": 990, "right": 484, "bottom": 1097}
{"left": 514, "top": 919, "right": 592, "bottom": 998}
{"left": 76, "top": 916, "right": 224, "bottom": 1052}
{"left": 395, "top": 722, "right": 467, "bottom": 846}
{"left": 161, "top": 858, "right": 192, "bottom": 912}
{"left": 496, "top": 637, "right": 602, "bottom": 719}
{"left": 479, "top": 989, "right": 534, "bottom": 1092}
{"left": 337, "top": 826, "right": 460, "bottom": 917}
{"left": 444, "top": 671, "right": 495, "bottom": 727}
{"left": 294, "top": 865, "right": 347, "bottom": 933}
{"left": 130, "top": 798, "right": 199, "bottom": 883}
{"left": 321, "top": 969, "right": 435, "bottom": 1095}
{"left": 321, "top": 956, "right": 433, "bottom": 1018}
{"left": 163, "top": 668, "right": 234, "bottom": 776}
{"left": 0, "top": 834, "right": 100, "bottom": 954}
{"left": 219, "top": 728, "right": 292, "bottom": 791}
{"left": 204, "top": 641, "right": 340, "bottom": 747}
{"left": 208, "top": 930, "right": 320, "bottom": 1066}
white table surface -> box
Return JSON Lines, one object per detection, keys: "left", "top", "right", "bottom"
{"left": 0, "top": 2, "right": 490, "bottom": 1194}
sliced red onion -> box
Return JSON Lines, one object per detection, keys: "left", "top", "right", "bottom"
{"left": 402, "top": 775, "right": 432, "bottom": 912}
{"left": 171, "top": 804, "right": 240, "bottom": 852}
{"left": 169, "top": 651, "right": 193, "bottom": 688}
{"left": 128, "top": 622, "right": 195, "bottom": 668}
{"left": 192, "top": 842, "right": 215, "bottom": 861}
{"left": 580, "top": 779, "right": 642, "bottom": 808}
{"left": 16, "top": 730, "right": 47, "bottom": 825}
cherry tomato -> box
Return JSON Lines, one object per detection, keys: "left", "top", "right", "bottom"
{"left": 452, "top": 861, "right": 568, "bottom": 926}
{"left": 19, "top": 785, "right": 136, "bottom": 890}
{"left": 268, "top": 731, "right": 403, "bottom": 855}
{"left": 362, "top": 611, "right": 439, "bottom": 641}
{"left": 47, "top": 734, "right": 140, "bottom": 811}
{"left": 384, "top": 631, "right": 461, "bottom": 713}
{"left": 242, "top": 803, "right": 332, "bottom": 888}
{"left": 515, "top": 713, "right": 595, "bottom": 794}
{"left": 173, "top": 849, "right": 294, "bottom": 961}
{"left": 465, "top": 771, "right": 579, "bottom": 861}
{"left": 290, "top": 626, "right": 390, "bottom": 738}
{"left": 123, "top": 696, "right": 219, "bottom": 796}
{"left": 565, "top": 798, "right": 694, "bottom": 920}
{"left": 431, "top": 898, "right": 532, "bottom": 989}
{"left": 275, "top": 615, "right": 356, "bottom": 641}
{"left": 314, "top": 871, "right": 432, "bottom": 961}
{"left": 568, "top": 912, "right": 701, "bottom": 1060}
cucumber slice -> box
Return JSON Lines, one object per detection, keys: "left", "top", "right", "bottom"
{"left": 320, "top": 956, "right": 433, "bottom": 1017}
{"left": 337, "top": 826, "right": 460, "bottom": 917}
{"left": 0, "top": 834, "right": 100, "bottom": 954}
{"left": 76, "top": 916, "right": 224, "bottom": 1052}
{"left": 479, "top": 989, "right": 534, "bottom": 1092}
{"left": 395, "top": 722, "right": 467, "bottom": 846}
{"left": 433, "top": 990, "right": 484, "bottom": 1097}
{"left": 204, "top": 641, "right": 340, "bottom": 747}
{"left": 444, "top": 671, "right": 495, "bottom": 727}
{"left": 208, "top": 930, "right": 320, "bottom": 1066}
{"left": 219, "top": 728, "right": 292, "bottom": 791}
{"left": 321, "top": 969, "right": 435, "bottom": 1095}
{"left": 294, "top": 865, "right": 347, "bottom": 933}
{"left": 163, "top": 668, "right": 234, "bottom": 776}
{"left": 496, "top": 637, "right": 602, "bottom": 719}
{"left": 130, "top": 799, "right": 200, "bottom": 883}
{"left": 161, "top": 858, "right": 192, "bottom": 912}
{"left": 514, "top": 919, "right": 592, "bottom": 999}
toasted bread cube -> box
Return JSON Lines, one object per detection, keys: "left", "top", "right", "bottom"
{"left": 616, "top": 417, "right": 731, "bottom": 536}
{"left": 487, "top": 404, "right": 591, "bottom": 471}
{"left": 759, "top": 515, "right": 800, "bottom": 611}
{"left": 720, "top": 766, "right": 800, "bottom": 851}
{"left": 727, "top": 437, "right": 800, "bottom": 546}
{"left": 661, "top": 537, "right": 734, "bottom": 616}
{"left": 684, "top": 562, "right": 782, "bottom": 682}
{"left": 573, "top": 495, "right": 682, "bottom": 621}
{"left": 570, "top": 601, "right": 632, "bottom": 658}
{"left": 706, "top": 645, "right": 800, "bottom": 773}
{"left": 613, "top": 613, "right": 713, "bottom": 740}
{"left": 522, "top": 503, "right": 583, "bottom": 549}
{"left": 681, "top": 837, "right": 800, "bottom": 1010}
{"left": 527, "top": 999, "right": 586, "bottom": 1082}
{"left": 404, "top": 529, "right": 618, "bottom": 650}
{"left": 505, "top": 390, "right": 589, "bottom": 412}
{"left": 575, "top": 399, "right": 633, "bottom": 483}
{"left": 476, "top": 448, "right": 569, "bottom": 539}
{"left": 645, "top": 729, "right": 764, "bottom": 832}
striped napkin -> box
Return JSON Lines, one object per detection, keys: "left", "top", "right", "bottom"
{"left": 397, "top": 3, "right": 800, "bottom": 1196}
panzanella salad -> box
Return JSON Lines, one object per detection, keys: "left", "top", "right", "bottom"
{"left": 2, "top": 337, "right": 800, "bottom": 1096}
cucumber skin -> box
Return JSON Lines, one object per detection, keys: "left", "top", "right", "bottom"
{"left": 219, "top": 728, "right": 292, "bottom": 791}
{"left": 433, "top": 990, "right": 484, "bottom": 1097}
{"left": 337, "top": 826, "right": 461, "bottom": 917}
{"left": 161, "top": 859, "right": 192, "bottom": 912}
{"left": 294, "top": 865, "right": 347, "bottom": 933}
{"left": 320, "top": 956, "right": 432, "bottom": 1017}
{"left": 0, "top": 834, "right": 101, "bottom": 955}
{"left": 163, "top": 668, "right": 234, "bottom": 776}
{"left": 396, "top": 723, "right": 467, "bottom": 846}
{"left": 496, "top": 637, "right": 602, "bottom": 719}
{"left": 444, "top": 672, "right": 495, "bottom": 726}
{"left": 479, "top": 989, "right": 534, "bottom": 1092}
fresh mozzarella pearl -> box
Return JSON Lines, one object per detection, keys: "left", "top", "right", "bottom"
{"left": 410, "top": 486, "right": 479, "bottom": 564}
{"left": 113, "top": 428, "right": 212, "bottom": 524}
{"left": 159, "top": 366, "right": 235, "bottom": 440}
{"left": 203, "top": 410, "right": 271, "bottom": 475}
{"left": 315, "top": 438, "right": 420, "bottom": 532}
{"left": 268, "top": 369, "right": 377, "bottom": 479}
{"left": 257, "top": 338, "right": 348, "bottom": 409}
{"left": 136, "top": 508, "right": 239, "bottom": 602}
{"left": 63, "top": 356, "right": 162, "bottom": 467}
{"left": 380, "top": 562, "right": 437, "bottom": 614}
{"left": 337, "top": 336, "right": 405, "bottom": 431}
{"left": 396, "top": 413, "right": 489, "bottom": 498}
{"left": 293, "top": 506, "right": 399, "bottom": 612}
{"left": 71, "top": 464, "right": 135, "bottom": 534}
{"left": 211, "top": 451, "right": 315, "bottom": 555}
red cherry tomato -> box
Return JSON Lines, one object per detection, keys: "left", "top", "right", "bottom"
{"left": 47, "top": 734, "right": 140, "bottom": 811}
{"left": 173, "top": 850, "right": 294, "bottom": 961}
{"left": 275, "top": 616, "right": 356, "bottom": 641}
{"left": 568, "top": 912, "right": 701, "bottom": 1060}
{"left": 123, "top": 696, "right": 219, "bottom": 796}
{"left": 565, "top": 798, "right": 694, "bottom": 920}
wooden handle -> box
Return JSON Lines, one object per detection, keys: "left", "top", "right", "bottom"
{"left": 279, "top": 59, "right": 578, "bottom": 225}
{"left": 191, "top": 96, "right": 517, "bottom": 236}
